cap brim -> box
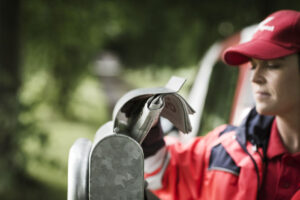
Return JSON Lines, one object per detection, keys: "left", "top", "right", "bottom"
{"left": 223, "top": 39, "right": 298, "bottom": 66}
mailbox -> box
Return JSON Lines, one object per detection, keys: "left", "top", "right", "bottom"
{"left": 68, "top": 122, "right": 145, "bottom": 200}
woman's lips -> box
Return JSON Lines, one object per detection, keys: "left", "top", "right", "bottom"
{"left": 255, "top": 91, "right": 271, "bottom": 100}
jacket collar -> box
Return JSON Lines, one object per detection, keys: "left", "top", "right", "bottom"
{"left": 236, "top": 107, "right": 274, "bottom": 151}
{"left": 266, "top": 119, "right": 288, "bottom": 159}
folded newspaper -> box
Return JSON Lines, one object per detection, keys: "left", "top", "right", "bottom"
{"left": 112, "top": 76, "right": 195, "bottom": 144}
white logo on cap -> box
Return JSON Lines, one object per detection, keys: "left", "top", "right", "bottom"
{"left": 257, "top": 16, "right": 275, "bottom": 32}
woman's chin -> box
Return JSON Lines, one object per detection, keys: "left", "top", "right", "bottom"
{"left": 255, "top": 106, "right": 275, "bottom": 116}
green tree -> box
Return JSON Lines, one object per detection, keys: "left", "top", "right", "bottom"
{"left": 0, "top": 0, "right": 24, "bottom": 195}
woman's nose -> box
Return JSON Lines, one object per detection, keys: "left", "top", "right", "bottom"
{"left": 251, "top": 65, "right": 266, "bottom": 84}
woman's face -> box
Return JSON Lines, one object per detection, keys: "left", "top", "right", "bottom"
{"left": 250, "top": 54, "right": 300, "bottom": 116}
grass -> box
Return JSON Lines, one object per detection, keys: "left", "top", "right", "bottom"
{"left": 26, "top": 120, "right": 97, "bottom": 189}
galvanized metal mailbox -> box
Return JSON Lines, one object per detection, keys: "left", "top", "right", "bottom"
{"left": 68, "top": 122, "right": 145, "bottom": 200}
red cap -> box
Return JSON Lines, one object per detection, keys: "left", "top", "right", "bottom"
{"left": 223, "top": 10, "right": 300, "bottom": 65}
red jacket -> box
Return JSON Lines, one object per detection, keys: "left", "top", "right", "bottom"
{"left": 144, "top": 108, "right": 300, "bottom": 200}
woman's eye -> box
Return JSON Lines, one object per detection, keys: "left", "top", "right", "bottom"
{"left": 267, "top": 64, "right": 280, "bottom": 69}
{"left": 250, "top": 64, "right": 256, "bottom": 70}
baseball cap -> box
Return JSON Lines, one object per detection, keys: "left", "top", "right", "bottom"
{"left": 223, "top": 10, "right": 300, "bottom": 66}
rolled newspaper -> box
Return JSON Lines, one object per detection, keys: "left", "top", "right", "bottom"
{"left": 131, "top": 95, "right": 165, "bottom": 143}
{"left": 113, "top": 76, "right": 195, "bottom": 143}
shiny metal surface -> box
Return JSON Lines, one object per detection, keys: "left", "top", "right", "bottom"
{"left": 68, "top": 138, "right": 92, "bottom": 200}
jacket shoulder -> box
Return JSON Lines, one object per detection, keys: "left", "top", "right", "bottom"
{"left": 208, "top": 125, "right": 241, "bottom": 176}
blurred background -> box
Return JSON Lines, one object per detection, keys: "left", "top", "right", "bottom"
{"left": 1, "top": 0, "right": 300, "bottom": 199}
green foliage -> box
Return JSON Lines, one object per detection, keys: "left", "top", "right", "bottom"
{"left": 10, "top": 73, "right": 108, "bottom": 200}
